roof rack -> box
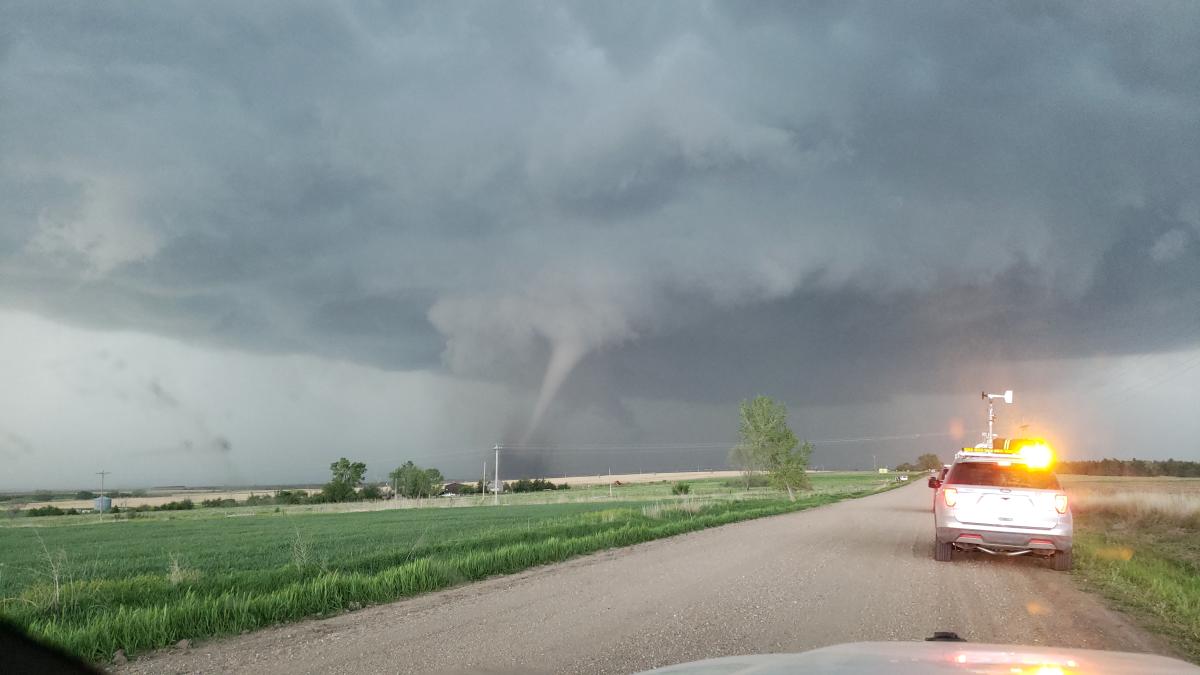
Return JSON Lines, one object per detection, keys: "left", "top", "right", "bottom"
{"left": 954, "top": 448, "right": 1031, "bottom": 463}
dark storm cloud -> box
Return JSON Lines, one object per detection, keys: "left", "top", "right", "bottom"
{"left": 1, "top": 1, "right": 1198, "bottom": 416}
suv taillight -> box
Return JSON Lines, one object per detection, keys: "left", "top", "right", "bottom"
{"left": 943, "top": 487, "right": 958, "bottom": 508}
{"left": 1054, "top": 494, "right": 1068, "bottom": 514}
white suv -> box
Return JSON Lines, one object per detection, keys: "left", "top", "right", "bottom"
{"left": 931, "top": 450, "right": 1072, "bottom": 571}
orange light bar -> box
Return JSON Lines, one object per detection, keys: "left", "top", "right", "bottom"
{"left": 1019, "top": 443, "right": 1054, "bottom": 469}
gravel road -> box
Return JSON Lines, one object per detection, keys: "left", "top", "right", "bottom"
{"left": 118, "top": 483, "right": 1171, "bottom": 674}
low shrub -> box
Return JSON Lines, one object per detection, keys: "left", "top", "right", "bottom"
{"left": 508, "top": 478, "right": 563, "bottom": 493}
{"left": 273, "top": 490, "right": 308, "bottom": 505}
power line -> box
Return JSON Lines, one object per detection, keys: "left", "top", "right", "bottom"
{"left": 501, "top": 431, "right": 969, "bottom": 454}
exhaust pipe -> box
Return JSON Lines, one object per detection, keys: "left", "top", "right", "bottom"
{"left": 972, "top": 545, "right": 1031, "bottom": 557}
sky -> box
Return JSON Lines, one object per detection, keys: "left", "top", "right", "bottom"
{"left": 1, "top": 2, "right": 1199, "bottom": 489}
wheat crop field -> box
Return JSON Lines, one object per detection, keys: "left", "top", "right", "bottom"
{"left": 0, "top": 473, "right": 899, "bottom": 664}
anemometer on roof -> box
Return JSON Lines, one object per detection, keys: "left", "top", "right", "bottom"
{"left": 980, "top": 390, "right": 1013, "bottom": 449}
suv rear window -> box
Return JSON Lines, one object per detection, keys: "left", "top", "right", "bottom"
{"left": 946, "top": 462, "right": 1061, "bottom": 489}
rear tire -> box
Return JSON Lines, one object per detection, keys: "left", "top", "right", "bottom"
{"left": 1053, "top": 549, "right": 1072, "bottom": 571}
{"left": 935, "top": 540, "right": 953, "bottom": 562}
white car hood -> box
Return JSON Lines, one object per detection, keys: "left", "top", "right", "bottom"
{"left": 639, "top": 641, "right": 1198, "bottom": 674}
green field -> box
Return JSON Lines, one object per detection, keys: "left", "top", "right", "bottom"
{"left": 0, "top": 473, "right": 900, "bottom": 663}
{"left": 1062, "top": 476, "right": 1200, "bottom": 662}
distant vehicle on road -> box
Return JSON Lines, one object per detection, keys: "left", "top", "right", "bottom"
{"left": 931, "top": 442, "right": 1072, "bottom": 571}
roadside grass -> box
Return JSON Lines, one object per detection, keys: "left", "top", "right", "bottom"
{"left": 1071, "top": 490, "right": 1200, "bottom": 530}
{"left": 0, "top": 474, "right": 900, "bottom": 663}
{"left": 1062, "top": 476, "right": 1200, "bottom": 663}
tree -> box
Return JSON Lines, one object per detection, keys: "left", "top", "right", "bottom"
{"left": 728, "top": 441, "right": 764, "bottom": 490}
{"left": 74, "top": 491, "right": 96, "bottom": 501}
{"left": 769, "top": 440, "right": 812, "bottom": 499}
{"left": 389, "top": 461, "right": 445, "bottom": 498}
{"left": 736, "top": 395, "right": 810, "bottom": 500}
{"left": 322, "top": 457, "right": 367, "bottom": 503}
{"left": 916, "top": 453, "right": 942, "bottom": 471}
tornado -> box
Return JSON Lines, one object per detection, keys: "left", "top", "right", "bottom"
{"left": 523, "top": 339, "right": 586, "bottom": 444}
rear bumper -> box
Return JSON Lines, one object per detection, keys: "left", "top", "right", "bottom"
{"left": 936, "top": 521, "right": 1072, "bottom": 553}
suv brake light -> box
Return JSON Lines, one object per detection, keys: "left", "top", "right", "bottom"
{"left": 1054, "top": 494, "right": 1068, "bottom": 514}
{"left": 943, "top": 487, "right": 958, "bottom": 508}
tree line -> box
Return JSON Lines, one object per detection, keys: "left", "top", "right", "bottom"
{"left": 317, "top": 457, "right": 447, "bottom": 501}
{"left": 895, "top": 454, "right": 943, "bottom": 472}
{"left": 1057, "top": 458, "right": 1200, "bottom": 477}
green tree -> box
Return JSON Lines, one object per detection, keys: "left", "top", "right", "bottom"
{"left": 424, "top": 467, "right": 445, "bottom": 491}
{"left": 916, "top": 453, "right": 942, "bottom": 471}
{"left": 736, "top": 395, "right": 810, "bottom": 500}
{"left": 728, "top": 442, "right": 763, "bottom": 490}
{"left": 769, "top": 440, "right": 812, "bottom": 499}
{"left": 322, "top": 457, "right": 367, "bottom": 503}
{"left": 389, "top": 461, "right": 445, "bottom": 498}
{"left": 74, "top": 490, "right": 96, "bottom": 501}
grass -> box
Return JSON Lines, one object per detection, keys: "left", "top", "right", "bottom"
{"left": 0, "top": 473, "right": 899, "bottom": 663}
{"left": 1061, "top": 475, "right": 1200, "bottom": 662}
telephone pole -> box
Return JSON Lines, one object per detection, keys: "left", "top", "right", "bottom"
{"left": 96, "top": 470, "right": 111, "bottom": 517}
{"left": 493, "top": 444, "right": 501, "bottom": 506}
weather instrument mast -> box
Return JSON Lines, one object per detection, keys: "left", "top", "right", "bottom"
{"left": 980, "top": 390, "right": 1013, "bottom": 448}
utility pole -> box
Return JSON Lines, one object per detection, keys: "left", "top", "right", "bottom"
{"left": 493, "top": 444, "right": 501, "bottom": 506}
{"left": 96, "top": 470, "right": 110, "bottom": 518}
{"left": 608, "top": 466, "right": 613, "bottom": 498}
